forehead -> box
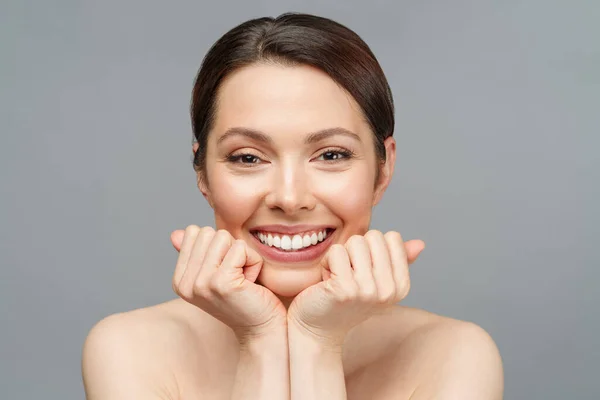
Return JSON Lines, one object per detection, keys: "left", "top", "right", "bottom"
{"left": 212, "top": 63, "right": 370, "bottom": 139}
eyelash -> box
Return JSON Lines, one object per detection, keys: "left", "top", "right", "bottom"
{"left": 225, "top": 148, "right": 355, "bottom": 167}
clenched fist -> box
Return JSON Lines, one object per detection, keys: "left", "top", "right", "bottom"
{"left": 287, "top": 230, "right": 424, "bottom": 346}
{"left": 171, "top": 226, "right": 287, "bottom": 342}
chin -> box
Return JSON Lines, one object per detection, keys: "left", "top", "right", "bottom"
{"left": 256, "top": 263, "right": 323, "bottom": 297}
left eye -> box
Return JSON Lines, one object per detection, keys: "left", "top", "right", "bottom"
{"left": 316, "top": 150, "right": 352, "bottom": 161}
{"left": 239, "top": 154, "right": 260, "bottom": 163}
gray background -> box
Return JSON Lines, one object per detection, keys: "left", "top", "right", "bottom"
{"left": 1, "top": 0, "right": 597, "bottom": 398}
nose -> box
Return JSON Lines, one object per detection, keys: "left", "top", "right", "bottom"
{"left": 264, "top": 160, "right": 316, "bottom": 214}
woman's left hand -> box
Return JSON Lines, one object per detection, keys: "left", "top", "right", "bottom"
{"left": 287, "top": 230, "right": 424, "bottom": 347}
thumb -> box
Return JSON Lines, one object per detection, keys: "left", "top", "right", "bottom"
{"left": 170, "top": 230, "right": 185, "bottom": 252}
{"left": 405, "top": 240, "right": 425, "bottom": 265}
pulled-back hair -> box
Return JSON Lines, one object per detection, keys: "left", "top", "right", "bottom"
{"left": 191, "top": 13, "right": 395, "bottom": 179}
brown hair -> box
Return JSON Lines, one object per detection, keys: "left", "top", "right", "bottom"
{"left": 190, "top": 12, "right": 395, "bottom": 181}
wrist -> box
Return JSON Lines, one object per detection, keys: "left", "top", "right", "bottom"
{"left": 288, "top": 319, "right": 347, "bottom": 400}
{"left": 287, "top": 318, "right": 345, "bottom": 354}
{"left": 234, "top": 314, "right": 287, "bottom": 344}
{"left": 237, "top": 324, "right": 288, "bottom": 355}
{"left": 232, "top": 325, "right": 290, "bottom": 400}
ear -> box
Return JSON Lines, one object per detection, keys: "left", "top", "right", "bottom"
{"left": 372, "top": 136, "right": 396, "bottom": 206}
{"left": 192, "top": 142, "right": 214, "bottom": 208}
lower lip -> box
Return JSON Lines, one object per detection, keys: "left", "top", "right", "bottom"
{"left": 251, "top": 230, "right": 335, "bottom": 264}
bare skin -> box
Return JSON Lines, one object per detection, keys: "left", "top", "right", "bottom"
{"left": 82, "top": 299, "right": 502, "bottom": 399}
{"left": 82, "top": 63, "right": 503, "bottom": 398}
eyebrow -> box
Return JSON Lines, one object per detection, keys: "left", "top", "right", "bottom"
{"left": 216, "top": 127, "right": 362, "bottom": 145}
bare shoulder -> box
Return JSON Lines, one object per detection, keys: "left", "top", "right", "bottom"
{"left": 82, "top": 299, "right": 238, "bottom": 400}
{"left": 400, "top": 308, "right": 504, "bottom": 399}
{"left": 345, "top": 305, "right": 504, "bottom": 400}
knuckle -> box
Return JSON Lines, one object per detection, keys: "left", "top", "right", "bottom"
{"left": 345, "top": 235, "right": 366, "bottom": 248}
{"left": 384, "top": 231, "right": 403, "bottom": 243}
{"left": 350, "top": 234, "right": 365, "bottom": 243}
{"left": 329, "top": 243, "right": 346, "bottom": 257}
{"left": 192, "top": 280, "right": 211, "bottom": 298}
{"left": 200, "top": 226, "right": 216, "bottom": 237}
{"left": 359, "top": 286, "right": 378, "bottom": 302}
{"left": 396, "top": 278, "right": 411, "bottom": 300}
{"left": 330, "top": 243, "right": 344, "bottom": 252}
{"left": 336, "top": 286, "right": 356, "bottom": 304}
{"left": 185, "top": 224, "right": 201, "bottom": 236}
{"left": 215, "top": 229, "right": 230, "bottom": 237}
{"left": 171, "top": 273, "right": 183, "bottom": 290}
{"left": 364, "top": 229, "right": 384, "bottom": 241}
{"left": 346, "top": 285, "right": 360, "bottom": 301}
{"left": 215, "top": 229, "right": 233, "bottom": 243}
{"left": 171, "top": 279, "right": 181, "bottom": 295}
{"left": 196, "top": 229, "right": 216, "bottom": 248}
{"left": 377, "top": 289, "right": 396, "bottom": 304}
{"left": 177, "top": 283, "right": 193, "bottom": 300}
{"left": 208, "top": 276, "right": 229, "bottom": 295}
{"left": 336, "top": 292, "right": 351, "bottom": 304}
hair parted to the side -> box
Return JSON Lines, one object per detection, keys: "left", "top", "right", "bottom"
{"left": 190, "top": 12, "right": 395, "bottom": 182}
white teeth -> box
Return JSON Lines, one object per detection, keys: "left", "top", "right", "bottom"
{"left": 281, "top": 235, "right": 292, "bottom": 250}
{"left": 303, "top": 234, "right": 311, "bottom": 247}
{"left": 291, "top": 235, "right": 303, "bottom": 250}
{"left": 256, "top": 229, "right": 330, "bottom": 251}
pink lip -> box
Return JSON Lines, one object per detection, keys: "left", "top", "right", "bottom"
{"left": 249, "top": 224, "right": 335, "bottom": 235}
{"left": 250, "top": 229, "right": 336, "bottom": 264}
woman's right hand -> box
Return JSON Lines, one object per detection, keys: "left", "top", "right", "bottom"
{"left": 170, "top": 226, "right": 287, "bottom": 341}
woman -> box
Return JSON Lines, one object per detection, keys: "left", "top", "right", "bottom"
{"left": 82, "top": 13, "right": 503, "bottom": 399}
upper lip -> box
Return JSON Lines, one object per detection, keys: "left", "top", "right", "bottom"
{"left": 249, "top": 224, "right": 335, "bottom": 235}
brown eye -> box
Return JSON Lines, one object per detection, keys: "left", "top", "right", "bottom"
{"left": 240, "top": 154, "right": 260, "bottom": 163}
{"left": 315, "top": 149, "right": 354, "bottom": 162}
{"left": 322, "top": 151, "right": 343, "bottom": 160}
{"left": 227, "top": 153, "right": 260, "bottom": 164}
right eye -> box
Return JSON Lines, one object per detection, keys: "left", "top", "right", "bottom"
{"left": 226, "top": 153, "right": 263, "bottom": 166}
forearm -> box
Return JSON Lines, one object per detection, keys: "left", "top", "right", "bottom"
{"left": 288, "top": 325, "right": 347, "bottom": 400}
{"left": 231, "top": 329, "right": 290, "bottom": 400}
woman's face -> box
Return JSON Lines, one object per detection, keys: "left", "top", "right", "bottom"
{"left": 193, "top": 63, "right": 395, "bottom": 298}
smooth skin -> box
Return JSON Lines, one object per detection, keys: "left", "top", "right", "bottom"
{"left": 82, "top": 63, "right": 504, "bottom": 399}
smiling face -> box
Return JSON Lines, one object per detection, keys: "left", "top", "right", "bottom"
{"left": 193, "top": 62, "right": 396, "bottom": 298}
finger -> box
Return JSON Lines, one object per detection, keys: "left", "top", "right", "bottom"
{"left": 196, "top": 229, "right": 234, "bottom": 282}
{"left": 172, "top": 226, "right": 201, "bottom": 291}
{"left": 240, "top": 242, "right": 263, "bottom": 283}
{"left": 364, "top": 230, "right": 395, "bottom": 303}
{"left": 404, "top": 240, "right": 426, "bottom": 265}
{"left": 214, "top": 240, "right": 247, "bottom": 292}
{"left": 320, "top": 244, "right": 353, "bottom": 281}
{"left": 321, "top": 244, "right": 356, "bottom": 296}
{"left": 344, "top": 235, "right": 376, "bottom": 296}
{"left": 170, "top": 230, "right": 185, "bottom": 252}
{"left": 179, "top": 227, "right": 216, "bottom": 294}
{"left": 218, "top": 239, "right": 263, "bottom": 283}
{"left": 385, "top": 231, "right": 411, "bottom": 302}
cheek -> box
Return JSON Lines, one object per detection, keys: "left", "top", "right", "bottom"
{"left": 209, "top": 172, "right": 260, "bottom": 230}
{"left": 313, "top": 167, "right": 375, "bottom": 229}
